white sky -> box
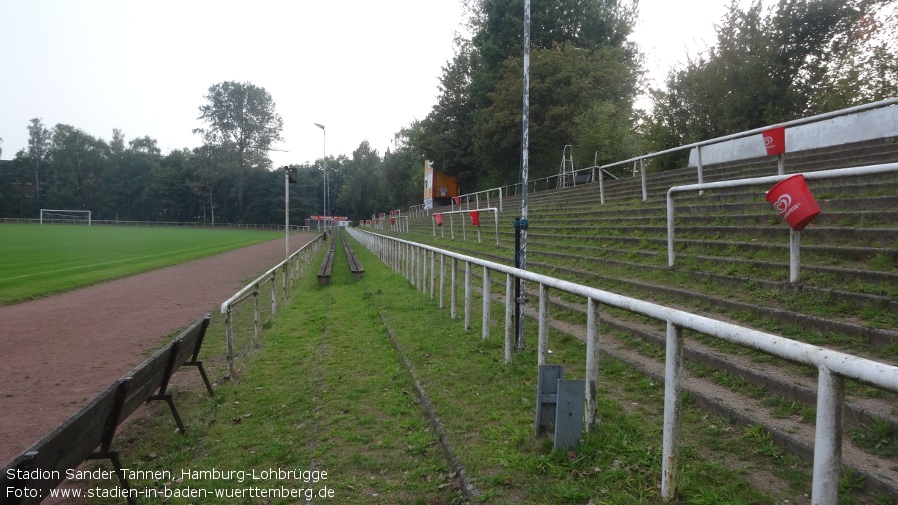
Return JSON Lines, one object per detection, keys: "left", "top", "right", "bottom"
{"left": 0, "top": 0, "right": 749, "bottom": 168}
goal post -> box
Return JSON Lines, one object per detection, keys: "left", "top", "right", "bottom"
{"left": 40, "top": 209, "right": 92, "bottom": 226}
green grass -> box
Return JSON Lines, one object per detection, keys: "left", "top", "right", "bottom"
{"left": 0, "top": 224, "right": 282, "bottom": 305}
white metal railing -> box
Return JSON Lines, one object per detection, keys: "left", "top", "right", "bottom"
{"left": 602, "top": 98, "right": 898, "bottom": 204}
{"left": 433, "top": 98, "right": 898, "bottom": 211}
{"left": 431, "top": 208, "right": 500, "bottom": 245}
{"left": 346, "top": 227, "right": 898, "bottom": 505}
{"left": 219, "top": 235, "right": 323, "bottom": 376}
{"left": 667, "top": 162, "right": 898, "bottom": 282}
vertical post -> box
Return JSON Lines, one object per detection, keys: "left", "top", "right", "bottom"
{"left": 420, "top": 247, "right": 427, "bottom": 293}
{"left": 667, "top": 191, "right": 677, "bottom": 267}
{"left": 777, "top": 153, "right": 785, "bottom": 176}
{"left": 790, "top": 229, "right": 801, "bottom": 284}
{"left": 585, "top": 297, "right": 600, "bottom": 431}
{"left": 439, "top": 254, "right": 446, "bottom": 309}
{"left": 253, "top": 288, "right": 260, "bottom": 344}
{"left": 811, "top": 366, "right": 844, "bottom": 505}
{"left": 519, "top": 0, "right": 531, "bottom": 353}
{"left": 696, "top": 145, "right": 705, "bottom": 196}
{"left": 226, "top": 306, "right": 235, "bottom": 377}
{"left": 270, "top": 272, "right": 277, "bottom": 315}
{"left": 284, "top": 167, "right": 290, "bottom": 262}
{"left": 661, "top": 321, "right": 684, "bottom": 502}
{"left": 505, "top": 274, "right": 514, "bottom": 363}
{"left": 451, "top": 257, "right": 458, "bottom": 319}
{"left": 599, "top": 165, "right": 605, "bottom": 205}
{"left": 482, "top": 267, "right": 491, "bottom": 340}
{"left": 430, "top": 250, "right": 436, "bottom": 300}
{"left": 537, "top": 283, "right": 549, "bottom": 366}
{"left": 640, "top": 158, "right": 647, "bottom": 202}
{"left": 464, "top": 261, "right": 472, "bottom": 330}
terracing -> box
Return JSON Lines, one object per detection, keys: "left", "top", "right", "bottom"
{"left": 377, "top": 136, "right": 898, "bottom": 499}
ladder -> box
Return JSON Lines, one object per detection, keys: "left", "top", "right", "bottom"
{"left": 556, "top": 145, "right": 574, "bottom": 189}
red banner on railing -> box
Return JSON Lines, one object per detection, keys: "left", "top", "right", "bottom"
{"left": 469, "top": 211, "right": 480, "bottom": 227}
{"left": 434, "top": 213, "right": 443, "bottom": 226}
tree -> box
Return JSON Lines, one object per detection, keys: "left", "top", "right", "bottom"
{"left": 646, "top": 0, "right": 890, "bottom": 160}
{"left": 195, "top": 81, "right": 283, "bottom": 220}
{"left": 420, "top": 0, "right": 641, "bottom": 188}
{"left": 26, "top": 118, "right": 51, "bottom": 204}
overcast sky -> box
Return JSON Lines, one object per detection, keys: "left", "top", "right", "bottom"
{"left": 1, "top": 0, "right": 750, "bottom": 168}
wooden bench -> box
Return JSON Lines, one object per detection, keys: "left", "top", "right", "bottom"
{"left": 340, "top": 231, "right": 365, "bottom": 280}
{"left": 0, "top": 315, "right": 213, "bottom": 504}
{"left": 317, "top": 235, "right": 336, "bottom": 286}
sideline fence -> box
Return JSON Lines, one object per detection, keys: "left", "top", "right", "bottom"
{"left": 220, "top": 233, "right": 324, "bottom": 376}
{"left": 347, "top": 226, "right": 898, "bottom": 505}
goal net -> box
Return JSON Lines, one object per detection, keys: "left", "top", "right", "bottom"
{"left": 40, "top": 209, "right": 92, "bottom": 226}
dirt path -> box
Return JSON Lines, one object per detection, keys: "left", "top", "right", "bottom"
{"left": 0, "top": 233, "right": 317, "bottom": 463}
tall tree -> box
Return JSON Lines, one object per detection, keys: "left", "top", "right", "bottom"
{"left": 646, "top": 0, "right": 890, "bottom": 161}
{"left": 195, "top": 81, "right": 283, "bottom": 220}
{"left": 421, "top": 0, "right": 640, "bottom": 188}
{"left": 26, "top": 118, "right": 51, "bottom": 205}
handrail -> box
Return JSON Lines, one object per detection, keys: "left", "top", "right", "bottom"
{"left": 439, "top": 98, "right": 898, "bottom": 209}
{"left": 431, "top": 208, "right": 500, "bottom": 245}
{"left": 347, "top": 226, "right": 898, "bottom": 505}
{"left": 219, "top": 234, "right": 323, "bottom": 376}
{"left": 666, "top": 162, "right": 898, "bottom": 282}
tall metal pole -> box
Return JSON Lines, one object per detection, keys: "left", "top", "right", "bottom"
{"left": 284, "top": 166, "right": 290, "bottom": 262}
{"left": 516, "top": 0, "right": 531, "bottom": 351}
{"left": 315, "top": 123, "right": 326, "bottom": 229}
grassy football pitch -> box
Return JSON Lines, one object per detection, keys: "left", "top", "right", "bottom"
{"left": 0, "top": 224, "right": 281, "bottom": 305}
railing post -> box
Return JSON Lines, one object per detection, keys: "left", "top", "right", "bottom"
{"left": 270, "top": 271, "right": 277, "bottom": 315}
{"left": 430, "top": 250, "right": 436, "bottom": 300}
{"left": 451, "top": 257, "right": 458, "bottom": 319}
{"left": 464, "top": 261, "right": 472, "bottom": 330}
{"left": 482, "top": 267, "right": 491, "bottom": 340}
{"left": 504, "top": 274, "right": 514, "bottom": 363}
{"left": 537, "top": 283, "right": 549, "bottom": 366}
{"left": 696, "top": 145, "right": 705, "bottom": 193}
{"left": 226, "top": 305, "right": 235, "bottom": 377}
{"left": 420, "top": 247, "right": 427, "bottom": 293}
{"left": 811, "top": 365, "right": 844, "bottom": 505}
{"left": 585, "top": 297, "right": 600, "bottom": 431}
{"left": 439, "top": 254, "right": 446, "bottom": 309}
{"left": 661, "top": 321, "right": 684, "bottom": 502}
{"left": 667, "top": 191, "right": 677, "bottom": 267}
{"left": 253, "top": 287, "right": 260, "bottom": 344}
{"left": 411, "top": 244, "right": 417, "bottom": 288}
{"left": 640, "top": 158, "right": 647, "bottom": 202}
{"left": 599, "top": 166, "right": 605, "bottom": 205}
{"left": 790, "top": 229, "right": 801, "bottom": 284}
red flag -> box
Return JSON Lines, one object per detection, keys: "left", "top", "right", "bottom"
{"left": 434, "top": 214, "right": 443, "bottom": 226}
{"left": 469, "top": 211, "right": 480, "bottom": 226}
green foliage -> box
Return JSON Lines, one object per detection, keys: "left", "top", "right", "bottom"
{"left": 420, "top": 0, "right": 641, "bottom": 188}
{"left": 646, "top": 0, "right": 897, "bottom": 160}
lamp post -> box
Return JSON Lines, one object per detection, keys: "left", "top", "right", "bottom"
{"left": 283, "top": 166, "right": 297, "bottom": 262}
{"left": 314, "top": 123, "right": 326, "bottom": 230}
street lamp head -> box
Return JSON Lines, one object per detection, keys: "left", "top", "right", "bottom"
{"left": 314, "top": 123, "right": 325, "bottom": 131}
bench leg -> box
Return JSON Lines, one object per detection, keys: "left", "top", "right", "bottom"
{"left": 147, "top": 394, "right": 186, "bottom": 434}
{"left": 87, "top": 451, "right": 137, "bottom": 505}
{"left": 184, "top": 360, "right": 215, "bottom": 396}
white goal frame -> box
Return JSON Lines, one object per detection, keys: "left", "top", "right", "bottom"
{"left": 40, "top": 209, "right": 92, "bottom": 226}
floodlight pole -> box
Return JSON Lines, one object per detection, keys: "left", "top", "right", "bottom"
{"left": 284, "top": 166, "right": 290, "bottom": 262}
{"left": 516, "top": 0, "right": 531, "bottom": 351}
{"left": 315, "top": 123, "right": 326, "bottom": 230}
